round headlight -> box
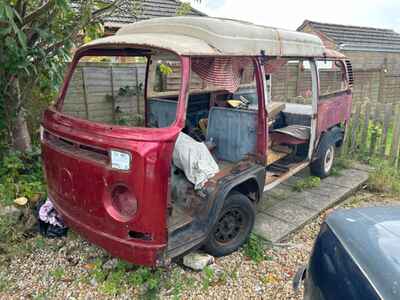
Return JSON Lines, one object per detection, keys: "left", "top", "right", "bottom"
{"left": 107, "top": 185, "right": 137, "bottom": 221}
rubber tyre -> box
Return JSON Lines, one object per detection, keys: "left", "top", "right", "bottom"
{"left": 310, "top": 140, "right": 335, "bottom": 178}
{"left": 204, "top": 192, "right": 255, "bottom": 257}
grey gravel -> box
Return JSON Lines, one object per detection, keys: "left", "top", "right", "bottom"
{"left": 0, "top": 191, "right": 398, "bottom": 300}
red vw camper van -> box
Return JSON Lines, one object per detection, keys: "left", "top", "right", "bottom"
{"left": 41, "top": 17, "right": 353, "bottom": 266}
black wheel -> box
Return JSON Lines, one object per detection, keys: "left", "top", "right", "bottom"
{"left": 310, "top": 140, "right": 335, "bottom": 178}
{"left": 204, "top": 192, "right": 255, "bottom": 257}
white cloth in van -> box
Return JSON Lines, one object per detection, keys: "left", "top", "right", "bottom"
{"left": 173, "top": 132, "right": 219, "bottom": 190}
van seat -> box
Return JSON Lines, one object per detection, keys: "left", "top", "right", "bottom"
{"left": 273, "top": 125, "right": 310, "bottom": 140}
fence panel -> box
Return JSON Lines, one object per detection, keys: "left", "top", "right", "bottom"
{"left": 344, "top": 101, "right": 400, "bottom": 167}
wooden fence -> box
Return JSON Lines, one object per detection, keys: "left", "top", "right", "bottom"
{"left": 342, "top": 101, "right": 400, "bottom": 167}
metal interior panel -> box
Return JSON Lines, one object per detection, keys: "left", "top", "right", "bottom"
{"left": 207, "top": 107, "right": 257, "bottom": 162}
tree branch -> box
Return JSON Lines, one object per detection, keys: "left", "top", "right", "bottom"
{"left": 92, "top": 0, "right": 124, "bottom": 19}
{"left": 22, "top": 0, "right": 56, "bottom": 25}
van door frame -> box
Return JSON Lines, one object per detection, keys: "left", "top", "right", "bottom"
{"left": 308, "top": 58, "right": 319, "bottom": 160}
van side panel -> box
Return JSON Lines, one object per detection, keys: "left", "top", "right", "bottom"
{"left": 316, "top": 90, "right": 352, "bottom": 136}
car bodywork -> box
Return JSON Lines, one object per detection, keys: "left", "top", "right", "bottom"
{"left": 295, "top": 207, "right": 400, "bottom": 300}
{"left": 41, "top": 17, "right": 352, "bottom": 266}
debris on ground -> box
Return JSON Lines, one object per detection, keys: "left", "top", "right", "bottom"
{"left": 37, "top": 199, "right": 68, "bottom": 238}
{"left": 14, "top": 197, "right": 28, "bottom": 206}
{"left": 183, "top": 252, "right": 215, "bottom": 271}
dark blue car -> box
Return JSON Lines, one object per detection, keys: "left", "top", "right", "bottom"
{"left": 294, "top": 207, "right": 400, "bottom": 300}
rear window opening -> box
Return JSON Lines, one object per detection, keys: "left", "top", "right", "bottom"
{"left": 61, "top": 50, "right": 182, "bottom": 128}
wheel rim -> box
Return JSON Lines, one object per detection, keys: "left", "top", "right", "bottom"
{"left": 214, "top": 208, "right": 245, "bottom": 244}
{"left": 324, "top": 145, "right": 335, "bottom": 173}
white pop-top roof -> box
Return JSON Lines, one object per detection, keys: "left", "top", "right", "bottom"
{"left": 84, "top": 16, "right": 327, "bottom": 57}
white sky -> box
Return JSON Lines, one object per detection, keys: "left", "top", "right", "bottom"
{"left": 190, "top": 0, "right": 400, "bottom": 32}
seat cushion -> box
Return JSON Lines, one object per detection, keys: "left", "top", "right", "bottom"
{"left": 273, "top": 125, "right": 310, "bottom": 140}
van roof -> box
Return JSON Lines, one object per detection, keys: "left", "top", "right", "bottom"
{"left": 83, "top": 17, "right": 344, "bottom": 58}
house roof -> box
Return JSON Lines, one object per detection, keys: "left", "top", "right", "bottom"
{"left": 102, "top": 0, "right": 206, "bottom": 29}
{"left": 298, "top": 20, "right": 400, "bottom": 52}
{"left": 83, "top": 16, "right": 331, "bottom": 57}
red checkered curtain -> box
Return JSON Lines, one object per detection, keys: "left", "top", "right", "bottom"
{"left": 264, "top": 58, "right": 288, "bottom": 74}
{"left": 191, "top": 57, "right": 252, "bottom": 93}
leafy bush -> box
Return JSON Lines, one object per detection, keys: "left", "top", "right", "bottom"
{"left": 0, "top": 148, "right": 45, "bottom": 206}
{"left": 243, "top": 234, "right": 267, "bottom": 263}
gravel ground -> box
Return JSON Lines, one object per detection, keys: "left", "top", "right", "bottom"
{"left": 0, "top": 191, "right": 399, "bottom": 300}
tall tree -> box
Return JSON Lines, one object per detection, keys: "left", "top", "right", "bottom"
{"left": 0, "top": 0, "right": 121, "bottom": 152}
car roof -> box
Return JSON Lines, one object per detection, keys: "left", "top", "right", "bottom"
{"left": 326, "top": 207, "right": 400, "bottom": 299}
{"left": 82, "top": 16, "right": 344, "bottom": 58}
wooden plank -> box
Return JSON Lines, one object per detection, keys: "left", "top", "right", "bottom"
{"left": 390, "top": 104, "right": 400, "bottom": 164}
{"left": 110, "top": 66, "right": 115, "bottom": 123}
{"left": 350, "top": 102, "right": 362, "bottom": 154}
{"left": 81, "top": 68, "right": 89, "bottom": 119}
{"left": 360, "top": 103, "right": 370, "bottom": 154}
{"left": 380, "top": 103, "right": 392, "bottom": 157}
{"left": 369, "top": 103, "right": 380, "bottom": 157}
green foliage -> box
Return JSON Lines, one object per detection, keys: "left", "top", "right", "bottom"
{"left": 50, "top": 267, "right": 65, "bottom": 280}
{"left": 0, "top": 148, "right": 45, "bottom": 206}
{"left": 176, "top": 2, "right": 193, "bottom": 16}
{"left": 0, "top": 0, "right": 119, "bottom": 150}
{"left": 202, "top": 266, "right": 214, "bottom": 289}
{"left": 243, "top": 233, "right": 267, "bottom": 263}
{"left": 331, "top": 157, "right": 352, "bottom": 177}
{"left": 292, "top": 176, "right": 321, "bottom": 192}
{"left": 158, "top": 63, "right": 173, "bottom": 76}
{"left": 367, "top": 158, "right": 400, "bottom": 194}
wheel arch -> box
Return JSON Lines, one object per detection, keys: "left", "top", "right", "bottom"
{"left": 206, "top": 166, "right": 265, "bottom": 236}
{"left": 314, "top": 125, "right": 344, "bottom": 160}
{"left": 231, "top": 178, "right": 261, "bottom": 203}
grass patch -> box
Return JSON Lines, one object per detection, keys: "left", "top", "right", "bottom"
{"left": 87, "top": 260, "right": 163, "bottom": 298}
{"left": 367, "top": 159, "right": 400, "bottom": 194}
{"left": 331, "top": 157, "right": 353, "bottom": 177}
{"left": 50, "top": 267, "right": 65, "bottom": 280}
{"left": 243, "top": 234, "right": 268, "bottom": 263}
{"left": 202, "top": 266, "right": 214, "bottom": 289}
{"left": 292, "top": 176, "right": 321, "bottom": 192}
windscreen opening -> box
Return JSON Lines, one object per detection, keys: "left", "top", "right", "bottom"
{"left": 61, "top": 50, "right": 182, "bottom": 128}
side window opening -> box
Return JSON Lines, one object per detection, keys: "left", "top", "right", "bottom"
{"left": 268, "top": 59, "right": 314, "bottom": 105}
{"left": 318, "top": 60, "right": 348, "bottom": 97}
{"left": 62, "top": 50, "right": 181, "bottom": 128}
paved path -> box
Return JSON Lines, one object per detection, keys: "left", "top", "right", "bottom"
{"left": 254, "top": 166, "right": 369, "bottom": 242}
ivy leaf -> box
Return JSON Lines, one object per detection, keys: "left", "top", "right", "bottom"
{"left": 16, "top": 30, "right": 27, "bottom": 49}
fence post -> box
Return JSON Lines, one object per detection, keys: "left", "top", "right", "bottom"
{"left": 350, "top": 102, "right": 362, "bottom": 156}
{"left": 81, "top": 68, "right": 89, "bottom": 119}
{"left": 390, "top": 104, "right": 400, "bottom": 166}
{"left": 380, "top": 103, "right": 392, "bottom": 157}
{"left": 360, "top": 103, "right": 371, "bottom": 156}
{"left": 369, "top": 103, "right": 380, "bottom": 157}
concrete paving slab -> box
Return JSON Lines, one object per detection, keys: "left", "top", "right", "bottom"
{"left": 322, "top": 169, "right": 369, "bottom": 188}
{"left": 253, "top": 212, "right": 294, "bottom": 242}
{"left": 254, "top": 166, "right": 369, "bottom": 242}
{"left": 264, "top": 201, "right": 317, "bottom": 226}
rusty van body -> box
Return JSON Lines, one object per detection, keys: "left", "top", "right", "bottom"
{"left": 41, "top": 17, "right": 353, "bottom": 266}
